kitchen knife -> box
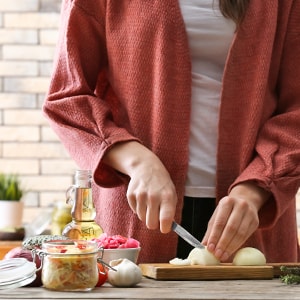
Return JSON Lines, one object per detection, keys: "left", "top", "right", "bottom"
{"left": 172, "top": 221, "right": 205, "bottom": 249}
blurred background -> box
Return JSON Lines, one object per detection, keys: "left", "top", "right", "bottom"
{"left": 0, "top": 0, "right": 299, "bottom": 237}
{"left": 0, "top": 0, "right": 77, "bottom": 231}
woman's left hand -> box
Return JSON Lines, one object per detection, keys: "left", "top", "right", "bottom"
{"left": 202, "top": 182, "right": 270, "bottom": 262}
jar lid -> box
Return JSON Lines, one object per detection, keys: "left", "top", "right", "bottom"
{"left": 0, "top": 258, "right": 36, "bottom": 289}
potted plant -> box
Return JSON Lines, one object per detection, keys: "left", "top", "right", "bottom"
{"left": 0, "top": 173, "right": 24, "bottom": 229}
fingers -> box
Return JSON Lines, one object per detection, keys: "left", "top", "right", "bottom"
{"left": 159, "top": 191, "right": 177, "bottom": 233}
{"left": 204, "top": 196, "right": 259, "bottom": 262}
{"left": 127, "top": 181, "right": 177, "bottom": 233}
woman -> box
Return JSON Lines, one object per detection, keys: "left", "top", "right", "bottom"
{"left": 43, "top": 1, "right": 300, "bottom": 263}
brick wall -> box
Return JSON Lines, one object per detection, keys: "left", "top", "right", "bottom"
{"left": 0, "top": 0, "right": 78, "bottom": 225}
{"left": 0, "top": 1, "right": 299, "bottom": 234}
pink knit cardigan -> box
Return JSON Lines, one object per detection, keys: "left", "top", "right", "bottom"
{"left": 43, "top": 0, "right": 300, "bottom": 263}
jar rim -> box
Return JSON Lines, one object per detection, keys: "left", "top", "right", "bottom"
{"left": 40, "top": 239, "right": 101, "bottom": 255}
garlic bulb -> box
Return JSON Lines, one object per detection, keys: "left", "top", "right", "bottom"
{"left": 108, "top": 258, "right": 142, "bottom": 287}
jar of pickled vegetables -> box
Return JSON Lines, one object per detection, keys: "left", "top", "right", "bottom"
{"left": 37, "top": 240, "right": 102, "bottom": 291}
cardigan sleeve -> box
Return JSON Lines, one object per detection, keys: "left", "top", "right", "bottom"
{"left": 231, "top": 0, "right": 300, "bottom": 229}
{"left": 43, "top": 0, "right": 139, "bottom": 187}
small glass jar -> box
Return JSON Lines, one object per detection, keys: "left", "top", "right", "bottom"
{"left": 37, "top": 240, "right": 101, "bottom": 291}
{"left": 51, "top": 201, "right": 72, "bottom": 235}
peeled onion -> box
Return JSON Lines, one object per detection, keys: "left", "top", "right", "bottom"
{"left": 232, "top": 247, "right": 266, "bottom": 266}
{"left": 187, "top": 247, "right": 220, "bottom": 266}
{"left": 169, "top": 257, "right": 191, "bottom": 266}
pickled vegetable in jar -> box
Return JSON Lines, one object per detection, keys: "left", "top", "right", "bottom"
{"left": 38, "top": 240, "right": 101, "bottom": 291}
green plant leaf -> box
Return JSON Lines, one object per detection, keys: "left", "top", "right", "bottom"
{"left": 0, "top": 173, "right": 23, "bottom": 201}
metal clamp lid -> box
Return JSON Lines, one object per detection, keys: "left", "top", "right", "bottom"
{"left": 0, "top": 258, "right": 36, "bottom": 289}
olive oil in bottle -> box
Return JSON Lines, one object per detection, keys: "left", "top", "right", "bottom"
{"left": 62, "top": 170, "right": 103, "bottom": 240}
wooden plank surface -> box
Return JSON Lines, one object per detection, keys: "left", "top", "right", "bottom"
{"left": 139, "top": 263, "right": 274, "bottom": 280}
{"left": 0, "top": 278, "right": 300, "bottom": 300}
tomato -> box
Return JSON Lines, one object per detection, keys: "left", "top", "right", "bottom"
{"left": 96, "top": 262, "right": 108, "bottom": 287}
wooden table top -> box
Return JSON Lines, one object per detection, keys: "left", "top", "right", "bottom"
{"left": 0, "top": 241, "right": 22, "bottom": 260}
{"left": 0, "top": 277, "right": 299, "bottom": 300}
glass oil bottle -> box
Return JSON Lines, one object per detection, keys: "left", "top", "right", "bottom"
{"left": 62, "top": 170, "right": 103, "bottom": 240}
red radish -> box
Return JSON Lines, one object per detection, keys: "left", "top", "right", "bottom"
{"left": 92, "top": 233, "right": 140, "bottom": 249}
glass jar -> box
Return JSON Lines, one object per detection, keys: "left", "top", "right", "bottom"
{"left": 37, "top": 240, "right": 102, "bottom": 291}
{"left": 51, "top": 201, "right": 72, "bottom": 235}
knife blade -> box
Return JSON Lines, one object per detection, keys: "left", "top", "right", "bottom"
{"left": 172, "top": 221, "right": 205, "bottom": 249}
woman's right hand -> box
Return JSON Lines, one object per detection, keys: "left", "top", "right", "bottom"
{"left": 103, "top": 141, "right": 178, "bottom": 233}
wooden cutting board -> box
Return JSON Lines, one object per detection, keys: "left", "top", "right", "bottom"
{"left": 139, "top": 263, "right": 274, "bottom": 280}
{"left": 140, "top": 263, "right": 300, "bottom": 280}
